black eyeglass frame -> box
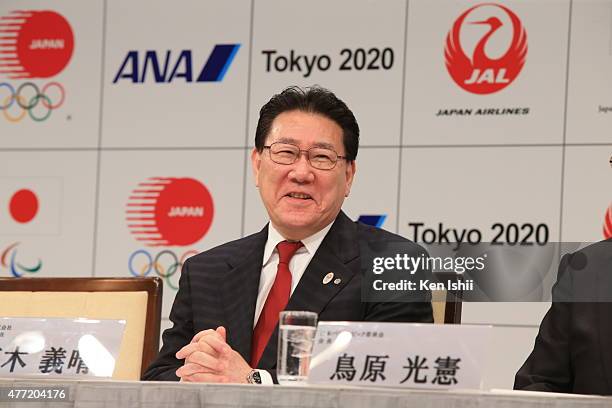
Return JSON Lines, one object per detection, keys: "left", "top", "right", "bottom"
{"left": 262, "top": 142, "right": 348, "bottom": 170}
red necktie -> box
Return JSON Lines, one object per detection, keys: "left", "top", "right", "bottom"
{"left": 250, "top": 240, "right": 303, "bottom": 367}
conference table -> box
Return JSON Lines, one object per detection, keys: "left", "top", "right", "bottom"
{"left": 1, "top": 378, "right": 612, "bottom": 408}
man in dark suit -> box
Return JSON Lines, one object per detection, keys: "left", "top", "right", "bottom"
{"left": 514, "top": 239, "right": 612, "bottom": 395}
{"left": 143, "top": 86, "right": 433, "bottom": 384}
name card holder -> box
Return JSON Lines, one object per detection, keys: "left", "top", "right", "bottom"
{"left": 308, "top": 322, "right": 491, "bottom": 390}
{"left": 0, "top": 317, "right": 125, "bottom": 378}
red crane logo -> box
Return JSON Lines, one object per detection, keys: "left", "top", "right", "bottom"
{"left": 444, "top": 3, "right": 527, "bottom": 94}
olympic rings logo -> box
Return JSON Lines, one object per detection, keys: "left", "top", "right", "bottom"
{"left": 128, "top": 249, "right": 198, "bottom": 290}
{"left": 0, "top": 82, "right": 65, "bottom": 122}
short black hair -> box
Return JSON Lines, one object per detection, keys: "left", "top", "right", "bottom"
{"left": 254, "top": 86, "right": 359, "bottom": 161}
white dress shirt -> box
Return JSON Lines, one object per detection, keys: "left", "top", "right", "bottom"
{"left": 251, "top": 221, "right": 333, "bottom": 385}
{"left": 253, "top": 220, "right": 334, "bottom": 326}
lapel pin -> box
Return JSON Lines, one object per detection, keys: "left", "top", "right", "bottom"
{"left": 323, "top": 272, "right": 334, "bottom": 284}
{"left": 334, "top": 278, "right": 342, "bottom": 285}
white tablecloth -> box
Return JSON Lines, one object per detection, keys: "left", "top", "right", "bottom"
{"left": 1, "top": 378, "right": 610, "bottom": 408}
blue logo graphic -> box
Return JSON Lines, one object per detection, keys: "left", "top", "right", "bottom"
{"left": 357, "top": 215, "right": 387, "bottom": 228}
{"left": 113, "top": 44, "right": 241, "bottom": 83}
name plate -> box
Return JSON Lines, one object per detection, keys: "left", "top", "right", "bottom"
{"left": 308, "top": 322, "right": 491, "bottom": 390}
{"left": 0, "top": 317, "right": 125, "bottom": 378}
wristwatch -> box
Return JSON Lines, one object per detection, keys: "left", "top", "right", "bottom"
{"left": 246, "top": 370, "right": 262, "bottom": 384}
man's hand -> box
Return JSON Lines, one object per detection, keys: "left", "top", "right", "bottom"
{"left": 175, "top": 326, "right": 253, "bottom": 383}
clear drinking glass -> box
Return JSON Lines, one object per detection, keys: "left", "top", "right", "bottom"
{"left": 276, "top": 310, "right": 318, "bottom": 385}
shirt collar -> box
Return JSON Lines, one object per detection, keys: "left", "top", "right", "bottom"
{"left": 262, "top": 220, "right": 335, "bottom": 267}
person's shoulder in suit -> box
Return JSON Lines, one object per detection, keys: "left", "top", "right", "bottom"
{"left": 355, "top": 220, "right": 430, "bottom": 257}
{"left": 354, "top": 219, "right": 433, "bottom": 321}
{"left": 355, "top": 220, "right": 404, "bottom": 241}
{"left": 554, "top": 239, "right": 612, "bottom": 302}
{"left": 514, "top": 238, "right": 612, "bottom": 395}
{"left": 566, "top": 239, "right": 612, "bottom": 273}
{"left": 183, "top": 227, "right": 267, "bottom": 274}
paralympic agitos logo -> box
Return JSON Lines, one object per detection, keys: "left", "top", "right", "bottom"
{"left": 444, "top": 3, "right": 527, "bottom": 94}
{"left": 0, "top": 10, "right": 74, "bottom": 122}
{"left": 1, "top": 242, "right": 42, "bottom": 277}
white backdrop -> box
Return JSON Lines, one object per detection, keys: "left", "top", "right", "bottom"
{"left": 1, "top": 0, "right": 611, "bottom": 389}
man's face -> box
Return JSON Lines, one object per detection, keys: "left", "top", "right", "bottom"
{"left": 251, "top": 110, "right": 356, "bottom": 240}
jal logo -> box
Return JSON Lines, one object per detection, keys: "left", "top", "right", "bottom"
{"left": 113, "top": 44, "right": 240, "bottom": 84}
{"left": 604, "top": 204, "right": 612, "bottom": 239}
{"left": 126, "top": 177, "right": 214, "bottom": 247}
{"left": 444, "top": 3, "right": 527, "bottom": 94}
{"left": 0, "top": 10, "right": 74, "bottom": 79}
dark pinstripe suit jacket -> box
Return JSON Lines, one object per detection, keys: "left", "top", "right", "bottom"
{"left": 142, "top": 211, "right": 433, "bottom": 381}
{"left": 515, "top": 239, "right": 612, "bottom": 395}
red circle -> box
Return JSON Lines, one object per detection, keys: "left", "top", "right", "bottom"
{"left": 154, "top": 178, "right": 214, "bottom": 246}
{"left": 16, "top": 11, "right": 74, "bottom": 78}
{"left": 9, "top": 189, "right": 39, "bottom": 223}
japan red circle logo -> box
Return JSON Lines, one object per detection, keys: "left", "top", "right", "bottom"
{"left": 9, "top": 189, "right": 39, "bottom": 223}
{"left": 444, "top": 3, "right": 527, "bottom": 94}
{"left": 0, "top": 10, "right": 74, "bottom": 79}
{"left": 126, "top": 177, "right": 214, "bottom": 247}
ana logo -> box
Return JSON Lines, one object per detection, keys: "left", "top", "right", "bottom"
{"left": 0, "top": 242, "right": 42, "bottom": 277}
{"left": 113, "top": 44, "right": 240, "bottom": 84}
{"left": 358, "top": 215, "right": 387, "bottom": 228}
{"left": 126, "top": 177, "right": 214, "bottom": 246}
{"left": 604, "top": 204, "right": 612, "bottom": 239}
{"left": 0, "top": 10, "right": 73, "bottom": 121}
{"left": 444, "top": 3, "right": 527, "bottom": 94}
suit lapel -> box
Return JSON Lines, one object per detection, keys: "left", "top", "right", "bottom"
{"left": 596, "top": 250, "right": 612, "bottom": 392}
{"left": 257, "top": 211, "right": 359, "bottom": 369}
{"left": 222, "top": 226, "right": 268, "bottom": 363}
{"left": 597, "top": 303, "right": 612, "bottom": 391}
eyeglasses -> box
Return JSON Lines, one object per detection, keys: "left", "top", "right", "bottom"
{"left": 263, "top": 142, "right": 347, "bottom": 170}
